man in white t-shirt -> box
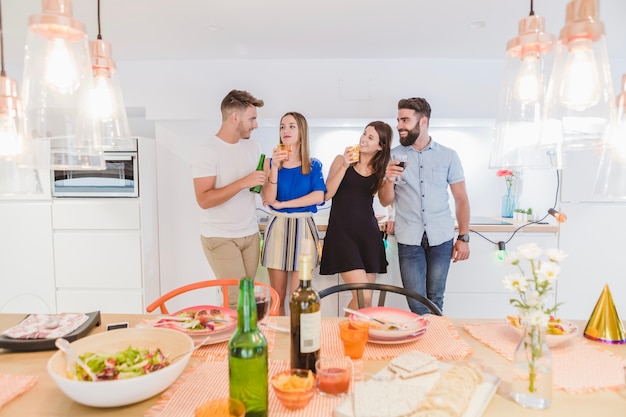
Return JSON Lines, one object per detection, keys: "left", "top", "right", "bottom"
{"left": 191, "top": 89, "right": 266, "bottom": 308}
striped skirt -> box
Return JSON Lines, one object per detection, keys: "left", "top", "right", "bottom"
{"left": 261, "top": 210, "right": 320, "bottom": 271}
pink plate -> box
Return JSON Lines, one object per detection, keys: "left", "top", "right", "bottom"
{"left": 367, "top": 328, "right": 428, "bottom": 345}
{"left": 158, "top": 305, "right": 237, "bottom": 340}
{"left": 352, "top": 307, "right": 429, "bottom": 341}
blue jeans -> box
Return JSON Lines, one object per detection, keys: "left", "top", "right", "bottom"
{"left": 398, "top": 235, "right": 453, "bottom": 315}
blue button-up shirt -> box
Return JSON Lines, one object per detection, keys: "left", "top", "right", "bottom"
{"left": 391, "top": 140, "right": 465, "bottom": 246}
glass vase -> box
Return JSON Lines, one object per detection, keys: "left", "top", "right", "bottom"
{"left": 501, "top": 192, "right": 515, "bottom": 218}
{"left": 511, "top": 325, "right": 552, "bottom": 409}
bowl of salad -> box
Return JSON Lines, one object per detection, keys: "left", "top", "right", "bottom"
{"left": 47, "top": 327, "right": 194, "bottom": 407}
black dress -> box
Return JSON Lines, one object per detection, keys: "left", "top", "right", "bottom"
{"left": 320, "top": 166, "right": 388, "bottom": 275}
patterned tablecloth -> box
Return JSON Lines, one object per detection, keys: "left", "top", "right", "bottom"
{"left": 145, "top": 360, "right": 344, "bottom": 417}
{"left": 146, "top": 315, "right": 474, "bottom": 417}
{"left": 463, "top": 321, "right": 626, "bottom": 393}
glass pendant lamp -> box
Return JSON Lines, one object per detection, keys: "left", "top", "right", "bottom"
{"left": 490, "top": 1, "right": 556, "bottom": 169}
{"left": 540, "top": 0, "right": 614, "bottom": 153}
{"left": 21, "top": 0, "right": 105, "bottom": 170}
{"left": 90, "top": 0, "right": 132, "bottom": 150}
{"left": 594, "top": 74, "right": 626, "bottom": 199}
{"left": 0, "top": 0, "right": 43, "bottom": 195}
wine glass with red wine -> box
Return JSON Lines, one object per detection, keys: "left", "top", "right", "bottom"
{"left": 254, "top": 285, "right": 271, "bottom": 321}
{"left": 392, "top": 154, "right": 408, "bottom": 185}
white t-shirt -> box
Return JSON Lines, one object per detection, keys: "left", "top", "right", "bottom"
{"left": 191, "top": 135, "right": 261, "bottom": 238}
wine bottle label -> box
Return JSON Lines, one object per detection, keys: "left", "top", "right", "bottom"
{"left": 299, "top": 310, "right": 321, "bottom": 353}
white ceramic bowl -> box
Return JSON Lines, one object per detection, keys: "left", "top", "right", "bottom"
{"left": 47, "top": 327, "right": 194, "bottom": 407}
{"left": 507, "top": 320, "right": 578, "bottom": 348}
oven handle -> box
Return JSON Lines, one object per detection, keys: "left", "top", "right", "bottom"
{"left": 108, "top": 155, "right": 134, "bottom": 161}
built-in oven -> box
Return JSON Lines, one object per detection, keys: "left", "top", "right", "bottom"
{"left": 52, "top": 141, "right": 139, "bottom": 198}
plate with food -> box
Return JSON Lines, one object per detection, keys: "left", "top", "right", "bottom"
{"left": 506, "top": 315, "right": 578, "bottom": 348}
{"left": 367, "top": 328, "right": 428, "bottom": 345}
{"left": 350, "top": 307, "right": 429, "bottom": 341}
{"left": 154, "top": 305, "right": 237, "bottom": 342}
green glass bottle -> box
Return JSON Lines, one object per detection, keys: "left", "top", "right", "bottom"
{"left": 289, "top": 239, "right": 321, "bottom": 372}
{"left": 249, "top": 154, "right": 266, "bottom": 193}
{"left": 228, "top": 277, "right": 268, "bottom": 417}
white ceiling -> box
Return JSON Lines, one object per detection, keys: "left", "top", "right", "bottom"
{"left": 2, "top": 0, "right": 626, "bottom": 65}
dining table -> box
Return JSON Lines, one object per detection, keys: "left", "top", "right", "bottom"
{"left": 0, "top": 313, "right": 624, "bottom": 417}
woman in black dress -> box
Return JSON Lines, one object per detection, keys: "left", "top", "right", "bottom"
{"left": 320, "top": 121, "right": 392, "bottom": 309}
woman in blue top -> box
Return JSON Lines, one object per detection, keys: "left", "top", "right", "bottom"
{"left": 261, "top": 112, "right": 326, "bottom": 314}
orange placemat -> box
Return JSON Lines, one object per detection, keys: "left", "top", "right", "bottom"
{"left": 463, "top": 322, "right": 626, "bottom": 393}
{"left": 145, "top": 360, "right": 345, "bottom": 417}
{"left": 0, "top": 374, "right": 38, "bottom": 409}
{"left": 191, "top": 317, "right": 277, "bottom": 361}
{"left": 322, "top": 315, "right": 472, "bottom": 361}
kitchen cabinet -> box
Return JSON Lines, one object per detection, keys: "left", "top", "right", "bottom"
{"left": 557, "top": 203, "right": 626, "bottom": 320}
{"left": 0, "top": 202, "right": 56, "bottom": 313}
{"left": 52, "top": 199, "right": 145, "bottom": 313}
{"left": 0, "top": 137, "right": 159, "bottom": 314}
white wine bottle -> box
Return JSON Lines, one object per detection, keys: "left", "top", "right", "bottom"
{"left": 289, "top": 238, "right": 321, "bottom": 373}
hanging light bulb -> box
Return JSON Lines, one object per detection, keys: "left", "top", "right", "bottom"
{"left": 541, "top": 0, "right": 614, "bottom": 153}
{"left": 43, "top": 38, "right": 80, "bottom": 93}
{"left": 89, "top": 0, "right": 132, "bottom": 149}
{"left": 21, "top": 0, "right": 105, "bottom": 170}
{"left": 496, "top": 241, "right": 508, "bottom": 261}
{"left": 489, "top": 1, "right": 555, "bottom": 169}
{"left": 513, "top": 52, "right": 543, "bottom": 104}
{"left": 559, "top": 38, "right": 601, "bottom": 111}
{"left": 548, "top": 208, "right": 568, "bottom": 223}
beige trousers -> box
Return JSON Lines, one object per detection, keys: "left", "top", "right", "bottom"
{"left": 200, "top": 233, "right": 260, "bottom": 309}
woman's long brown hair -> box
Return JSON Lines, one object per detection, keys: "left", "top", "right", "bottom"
{"left": 366, "top": 121, "right": 392, "bottom": 194}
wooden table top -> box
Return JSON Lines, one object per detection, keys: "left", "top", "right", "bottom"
{"left": 0, "top": 314, "right": 623, "bottom": 417}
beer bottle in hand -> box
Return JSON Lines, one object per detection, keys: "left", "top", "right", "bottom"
{"left": 250, "top": 154, "right": 266, "bottom": 193}
{"left": 229, "top": 277, "right": 268, "bottom": 417}
{"left": 289, "top": 238, "right": 321, "bottom": 372}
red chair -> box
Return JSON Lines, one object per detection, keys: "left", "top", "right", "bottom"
{"left": 146, "top": 279, "right": 280, "bottom": 316}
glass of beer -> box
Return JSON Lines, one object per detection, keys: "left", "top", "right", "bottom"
{"left": 277, "top": 143, "right": 292, "bottom": 156}
{"left": 348, "top": 144, "right": 360, "bottom": 163}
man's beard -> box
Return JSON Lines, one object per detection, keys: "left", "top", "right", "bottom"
{"left": 399, "top": 124, "right": 420, "bottom": 146}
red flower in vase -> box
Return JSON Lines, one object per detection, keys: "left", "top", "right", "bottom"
{"left": 496, "top": 169, "right": 517, "bottom": 191}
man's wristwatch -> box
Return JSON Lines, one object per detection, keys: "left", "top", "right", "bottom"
{"left": 457, "top": 234, "right": 470, "bottom": 243}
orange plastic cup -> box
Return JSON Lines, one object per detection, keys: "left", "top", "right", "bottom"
{"left": 338, "top": 319, "right": 369, "bottom": 359}
{"left": 195, "top": 398, "right": 245, "bottom": 417}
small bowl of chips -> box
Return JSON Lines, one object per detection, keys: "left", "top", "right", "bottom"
{"left": 270, "top": 368, "right": 318, "bottom": 410}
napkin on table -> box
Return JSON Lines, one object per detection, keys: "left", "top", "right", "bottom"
{"left": 0, "top": 374, "right": 38, "bottom": 409}
{"left": 1, "top": 313, "right": 89, "bottom": 340}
